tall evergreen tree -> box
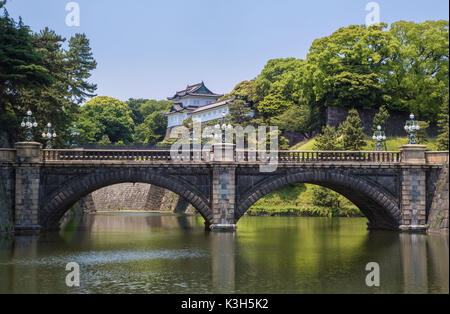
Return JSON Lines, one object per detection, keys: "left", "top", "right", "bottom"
{"left": 313, "top": 125, "right": 342, "bottom": 151}
{"left": 66, "top": 33, "right": 97, "bottom": 105}
{"left": 339, "top": 109, "right": 367, "bottom": 151}
{"left": 437, "top": 93, "right": 449, "bottom": 151}
{"left": 228, "top": 99, "right": 253, "bottom": 126}
{"left": 0, "top": 7, "right": 52, "bottom": 144}
{"left": 372, "top": 105, "right": 390, "bottom": 133}
{"left": 19, "top": 28, "right": 75, "bottom": 147}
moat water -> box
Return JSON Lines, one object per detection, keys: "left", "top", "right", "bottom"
{"left": 0, "top": 212, "right": 448, "bottom": 294}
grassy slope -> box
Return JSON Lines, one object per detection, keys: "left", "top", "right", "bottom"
{"left": 249, "top": 136, "right": 438, "bottom": 217}
{"left": 290, "top": 136, "right": 439, "bottom": 151}
{"left": 248, "top": 183, "right": 362, "bottom": 217}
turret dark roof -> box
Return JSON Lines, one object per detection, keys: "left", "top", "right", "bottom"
{"left": 167, "top": 82, "right": 222, "bottom": 100}
{"left": 190, "top": 97, "right": 236, "bottom": 113}
{"left": 163, "top": 103, "right": 196, "bottom": 115}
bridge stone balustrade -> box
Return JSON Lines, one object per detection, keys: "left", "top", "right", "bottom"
{"left": 0, "top": 142, "right": 447, "bottom": 233}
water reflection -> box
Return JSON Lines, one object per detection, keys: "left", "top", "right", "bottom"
{"left": 209, "top": 232, "right": 236, "bottom": 293}
{"left": 0, "top": 213, "right": 448, "bottom": 294}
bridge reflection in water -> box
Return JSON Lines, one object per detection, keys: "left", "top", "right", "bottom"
{"left": 0, "top": 213, "right": 448, "bottom": 294}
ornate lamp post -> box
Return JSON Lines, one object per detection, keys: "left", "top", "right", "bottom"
{"left": 404, "top": 113, "right": 420, "bottom": 144}
{"left": 69, "top": 124, "right": 80, "bottom": 148}
{"left": 372, "top": 125, "right": 386, "bottom": 151}
{"left": 20, "top": 110, "right": 38, "bottom": 141}
{"left": 42, "top": 123, "right": 57, "bottom": 149}
{"left": 214, "top": 112, "right": 232, "bottom": 144}
{"left": 202, "top": 126, "right": 214, "bottom": 143}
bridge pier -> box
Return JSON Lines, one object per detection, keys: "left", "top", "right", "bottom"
{"left": 399, "top": 145, "right": 428, "bottom": 231}
{"left": 14, "top": 142, "right": 42, "bottom": 232}
{"left": 209, "top": 165, "right": 237, "bottom": 231}
{"left": 207, "top": 143, "right": 237, "bottom": 231}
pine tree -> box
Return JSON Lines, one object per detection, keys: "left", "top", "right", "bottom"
{"left": 312, "top": 126, "right": 342, "bottom": 212}
{"left": 416, "top": 121, "right": 429, "bottom": 144}
{"left": 228, "top": 99, "right": 253, "bottom": 126}
{"left": 437, "top": 93, "right": 449, "bottom": 151}
{"left": 313, "top": 125, "right": 342, "bottom": 151}
{"left": 372, "top": 105, "right": 390, "bottom": 133}
{"left": 339, "top": 109, "right": 367, "bottom": 151}
{"left": 0, "top": 7, "right": 52, "bottom": 144}
{"left": 67, "top": 33, "right": 98, "bottom": 105}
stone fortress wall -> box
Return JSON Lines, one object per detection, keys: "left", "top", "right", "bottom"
{"left": 77, "top": 183, "right": 196, "bottom": 214}
{"left": 326, "top": 106, "right": 438, "bottom": 137}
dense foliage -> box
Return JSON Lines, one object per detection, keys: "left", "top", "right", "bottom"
{"left": 372, "top": 105, "right": 390, "bottom": 133}
{"left": 339, "top": 109, "right": 367, "bottom": 151}
{"left": 437, "top": 92, "right": 449, "bottom": 150}
{"left": 313, "top": 126, "right": 342, "bottom": 151}
{"left": 0, "top": 3, "right": 97, "bottom": 147}
{"left": 226, "top": 21, "right": 449, "bottom": 139}
{"left": 0, "top": 0, "right": 448, "bottom": 149}
{"left": 0, "top": 1, "right": 173, "bottom": 147}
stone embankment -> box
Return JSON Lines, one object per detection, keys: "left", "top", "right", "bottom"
{"left": 428, "top": 163, "right": 449, "bottom": 234}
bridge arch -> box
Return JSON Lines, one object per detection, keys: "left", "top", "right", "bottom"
{"left": 40, "top": 168, "right": 212, "bottom": 230}
{"left": 236, "top": 170, "right": 401, "bottom": 230}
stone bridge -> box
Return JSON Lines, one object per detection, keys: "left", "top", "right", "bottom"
{"left": 0, "top": 142, "right": 448, "bottom": 232}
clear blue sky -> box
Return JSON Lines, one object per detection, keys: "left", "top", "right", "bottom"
{"left": 4, "top": 0, "right": 449, "bottom": 102}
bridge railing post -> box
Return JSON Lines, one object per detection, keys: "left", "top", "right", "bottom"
{"left": 399, "top": 144, "right": 428, "bottom": 231}
{"left": 14, "top": 142, "right": 43, "bottom": 232}
{"left": 399, "top": 144, "right": 427, "bottom": 164}
{"left": 211, "top": 143, "right": 236, "bottom": 162}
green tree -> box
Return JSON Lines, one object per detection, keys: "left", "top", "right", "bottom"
{"left": 437, "top": 93, "right": 449, "bottom": 150}
{"left": 416, "top": 121, "right": 430, "bottom": 144}
{"left": 19, "top": 28, "right": 97, "bottom": 148}
{"left": 312, "top": 186, "right": 341, "bottom": 208}
{"left": 125, "top": 98, "right": 172, "bottom": 126}
{"left": 126, "top": 98, "right": 148, "bottom": 125}
{"left": 372, "top": 104, "right": 390, "bottom": 133}
{"left": 133, "top": 111, "right": 168, "bottom": 143}
{"left": 66, "top": 33, "right": 97, "bottom": 105}
{"left": 387, "top": 20, "right": 449, "bottom": 121}
{"left": 305, "top": 24, "right": 393, "bottom": 110}
{"left": 272, "top": 103, "right": 321, "bottom": 138}
{"left": 0, "top": 2, "right": 97, "bottom": 147}
{"left": 77, "top": 96, "right": 134, "bottom": 144}
{"left": 146, "top": 111, "right": 168, "bottom": 143}
{"left": 256, "top": 92, "right": 294, "bottom": 119}
{"left": 253, "top": 58, "right": 305, "bottom": 120}
{"left": 0, "top": 6, "right": 52, "bottom": 144}
{"left": 220, "top": 80, "right": 257, "bottom": 105}
{"left": 313, "top": 126, "right": 342, "bottom": 151}
{"left": 227, "top": 99, "right": 254, "bottom": 126}
{"left": 98, "top": 134, "right": 111, "bottom": 145}
{"left": 339, "top": 109, "right": 366, "bottom": 151}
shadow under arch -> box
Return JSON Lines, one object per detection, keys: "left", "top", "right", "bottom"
{"left": 235, "top": 170, "right": 401, "bottom": 230}
{"left": 40, "top": 169, "right": 212, "bottom": 230}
